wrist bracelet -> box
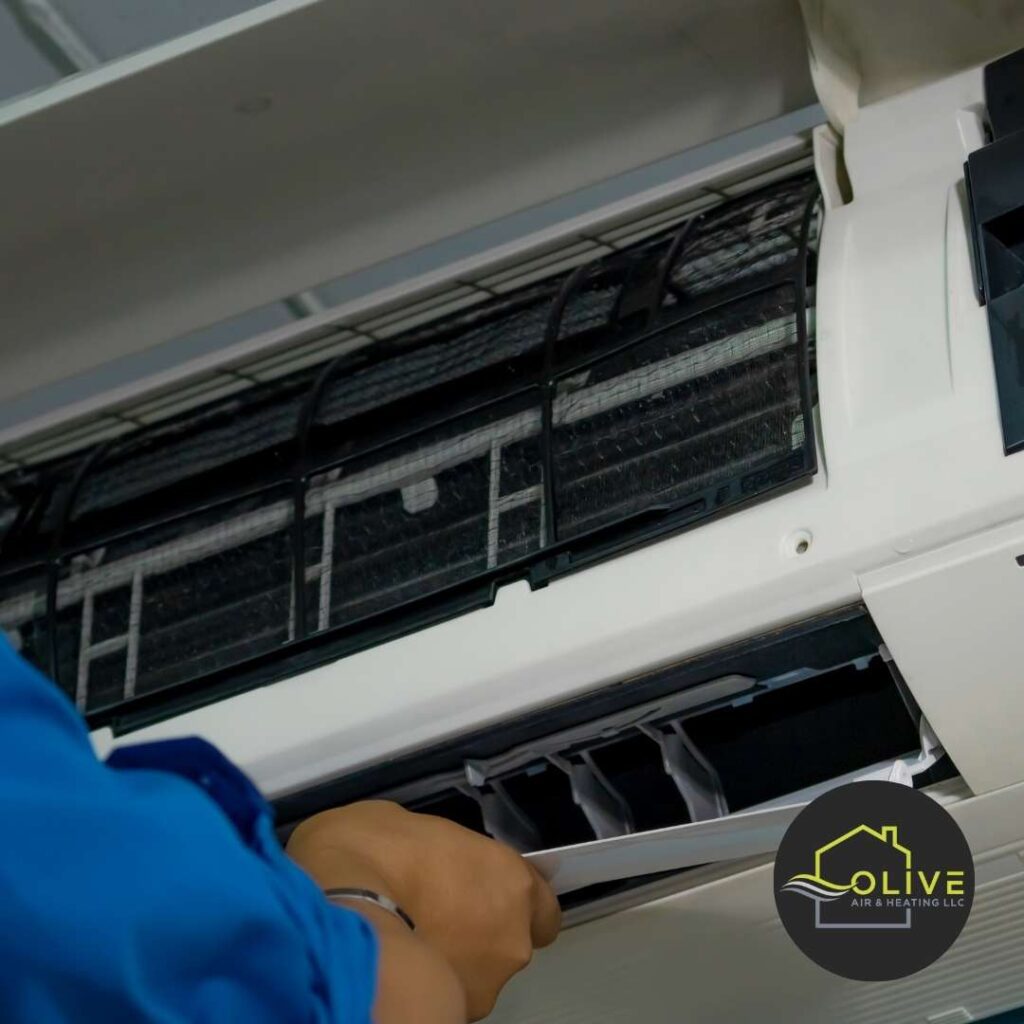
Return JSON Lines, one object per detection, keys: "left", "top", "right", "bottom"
{"left": 324, "top": 887, "right": 416, "bottom": 931}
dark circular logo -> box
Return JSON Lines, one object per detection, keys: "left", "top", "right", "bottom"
{"left": 774, "top": 781, "right": 973, "bottom": 981}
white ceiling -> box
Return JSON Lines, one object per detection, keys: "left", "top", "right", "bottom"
{"left": 0, "top": 3, "right": 59, "bottom": 100}
{"left": 0, "top": 0, "right": 816, "bottom": 410}
{"left": 0, "top": 0, "right": 272, "bottom": 104}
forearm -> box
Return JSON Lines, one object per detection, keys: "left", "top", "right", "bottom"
{"left": 352, "top": 903, "right": 465, "bottom": 1024}
{"left": 288, "top": 822, "right": 465, "bottom": 1024}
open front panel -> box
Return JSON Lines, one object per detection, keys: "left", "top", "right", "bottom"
{"left": 0, "top": 173, "right": 819, "bottom": 729}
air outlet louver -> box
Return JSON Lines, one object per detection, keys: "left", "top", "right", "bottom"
{"left": 371, "top": 658, "right": 919, "bottom": 854}
{"left": 0, "top": 173, "right": 820, "bottom": 729}
{"left": 274, "top": 609, "right": 947, "bottom": 908}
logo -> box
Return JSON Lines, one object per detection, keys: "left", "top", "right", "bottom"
{"left": 774, "top": 781, "right": 973, "bottom": 980}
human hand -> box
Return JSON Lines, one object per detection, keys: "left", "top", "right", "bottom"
{"left": 287, "top": 800, "right": 561, "bottom": 1021}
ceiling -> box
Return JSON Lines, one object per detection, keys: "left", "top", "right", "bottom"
{"left": 5, "top": 0, "right": 281, "bottom": 89}
{"left": 0, "top": 0, "right": 816, "bottom": 413}
{"left": 0, "top": 0, "right": 271, "bottom": 100}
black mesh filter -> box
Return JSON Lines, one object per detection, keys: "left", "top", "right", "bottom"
{"left": 0, "top": 457, "right": 76, "bottom": 552}
{"left": 72, "top": 381, "right": 311, "bottom": 528}
{"left": 0, "top": 172, "right": 819, "bottom": 727}
{"left": 53, "top": 489, "right": 293, "bottom": 713}
{"left": 0, "top": 568, "right": 50, "bottom": 686}
{"left": 668, "top": 176, "right": 811, "bottom": 299}
{"left": 552, "top": 285, "right": 802, "bottom": 540}
{"left": 303, "top": 395, "right": 544, "bottom": 633}
{"left": 0, "top": 495, "right": 17, "bottom": 548}
{"left": 315, "top": 286, "right": 557, "bottom": 433}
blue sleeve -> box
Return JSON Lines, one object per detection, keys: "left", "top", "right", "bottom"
{"left": 0, "top": 635, "right": 377, "bottom": 1024}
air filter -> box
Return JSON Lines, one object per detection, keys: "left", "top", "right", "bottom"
{"left": 0, "top": 172, "right": 819, "bottom": 728}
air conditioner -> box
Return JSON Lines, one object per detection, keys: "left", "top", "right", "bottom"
{"left": 2, "top": 4, "right": 1024, "bottom": 1022}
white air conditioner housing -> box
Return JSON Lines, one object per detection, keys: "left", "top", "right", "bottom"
{"left": 3, "top": 4, "right": 1024, "bottom": 1022}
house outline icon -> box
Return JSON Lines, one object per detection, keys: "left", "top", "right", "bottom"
{"left": 813, "top": 824, "right": 913, "bottom": 930}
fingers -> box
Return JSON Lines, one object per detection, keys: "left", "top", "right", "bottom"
{"left": 526, "top": 860, "right": 562, "bottom": 948}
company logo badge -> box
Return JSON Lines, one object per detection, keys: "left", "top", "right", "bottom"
{"left": 774, "top": 781, "right": 973, "bottom": 980}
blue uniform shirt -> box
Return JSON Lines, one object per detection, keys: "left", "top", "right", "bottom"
{"left": 0, "top": 635, "right": 377, "bottom": 1022}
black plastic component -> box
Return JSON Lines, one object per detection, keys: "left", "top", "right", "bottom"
{"left": 586, "top": 735, "right": 692, "bottom": 831}
{"left": 501, "top": 766, "right": 596, "bottom": 848}
{"left": 967, "top": 46, "right": 1024, "bottom": 454}
{"left": 683, "top": 661, "right": 916, "bottom": 810}
{"left": 0, "top": 173, "right": 820, "bottom": 727}
{"left": 986, "top": 47, "right": 1024, "bottom": 141}
{"left": 405, "top": 790, "right": 486, "bottom": 835}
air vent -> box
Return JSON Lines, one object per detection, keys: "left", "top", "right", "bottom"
{"left": 0, "top": 172, "right": 820, "bottom": 729}
{"left": 274, "top": 608, "right": 949, "bottom": 907}
{"left": 378, "top": 658, "right": 919, "bottom": 852}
